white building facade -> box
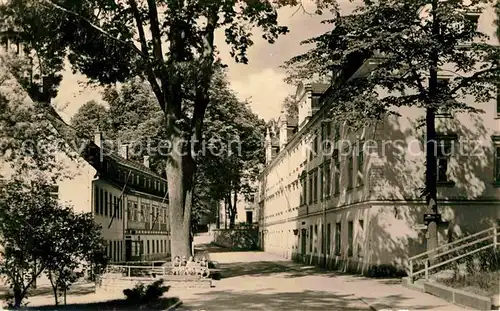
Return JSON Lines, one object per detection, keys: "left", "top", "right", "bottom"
{"left": 257, "top": 7, "right": 500, "bottom": 274}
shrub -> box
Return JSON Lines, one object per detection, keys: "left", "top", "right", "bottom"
{"left": 123, "top": 280, "right": 170, "bottom": 304}
{"left": 366, "top": 264, "right": 407, "bottom": 278}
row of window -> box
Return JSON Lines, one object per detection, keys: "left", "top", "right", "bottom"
{"left": 311, "top": 220, "right": 362, "bottom": 257}
{"left": 265, "top": 220, "right": 364, "bottom": 257}
{"left": 130, "top": 239, "right": 169, "bottom": 257}
{"left": 94, "top": 187, "right": 123, "bottom": 219}
{"left": 127, "top": 201, "right": 168, "bottom": 224}
{"left": 266, "top": 135, "right": 463, "bottom": 206}
{"left": 146, "top": 239, "right": 168, "bottom": 255}
{"left": 300, "top": 144, "right": 364, "bottom": 205}
{"left": 107, "top": 240, "right": 123, "bottom": 262}
{"left": 116, "top": 168, "right": 167, "bottom": 195}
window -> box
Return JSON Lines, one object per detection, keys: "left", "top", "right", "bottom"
{"left": 326, "top": 223, "right": 331, "bottom": 255}
{"left": 112, "top": 196, "right": 117, "bottom": 218}
{"left": 314, "top": 225, "right": 318, "bottom": 253}
{"left": 147, "top": 240, "right": 150, "bottom": 254}
{"left": 313, "top": 133, "right": 318, "bottom": 156}
{"left": 494, "top": 138, "right": 500, "bottom": 186}
{"left": 348, "top": 221, "right": 354, "bottom": 257}
{"left": 334, "top": 124, "right": 340, "bottom": 143}
{"left": 326, "top": 121, "right": 332, "bottom": 139}
{"left": 319, "top": 167, "right": 324, "bottom": 201}
{"left": 134, "top": 202, "right": 138, "bottom": 221}
{"left": 104, "top": 191, "right": 108, "bottom": 216}
{"left": 358, "top": 220, "right": 364, "bottom": 257}
{"left": 321, "top": 224, "right": 325, "bottom": 254}
{"left": 99, "top": 189, "right": 104, "bottom": 215}
{"left": 347, "top": 153, "right": 353, "bottom": 189}
{"left": 496, "top": 84, "right": 500, "bottom": 117}
{"left": 335, "top": 223, "right": 341, "bottom": 255}
{"left": 143, "top": 204, "right": 150, "bottom": 223}
{"left": 325, "top": 164, "right": 331, "bottom": 198}
{"left": 118, "top": 198, "right": 121, "bottom": 219}
{"left": 357, "top": 141, "right": 364, "bottom": 186}
{"left": 94, "top": 187, "right": 99, "bottom": 214}
{"left": 313, "top": 171, "right": 318, "bottom": 202}
{"left": 157, "top": 240, "right": 159, "bottom": 253}
{"left": 308, "top": 175, "right": 313, "bottom": 204}
{"left": 152, "top": 239, "right": 155, "bottom": 253}
{"left": 321, "top": 123, "right": 325, "bottom": 143}
{"left": 309, "top": 225, "right": 313, "bottom": 252}
{"left": 437, "top": 137, "right": 454, "bottom": 183}
{"left": 113, "top": 241, "right": 117, "bottom": 262}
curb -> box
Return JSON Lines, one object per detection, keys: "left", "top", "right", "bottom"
{"left": 166, "top": 298, "right": 183, "bottom": 310}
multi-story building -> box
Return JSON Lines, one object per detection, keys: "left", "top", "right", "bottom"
{"left": 258, "top": 7, "right": 500, "bottom": 273}
{"left": 0, "top": 33, "right": 171, "bottom": 263}
{"left": 89, "top": 132, "right": 170, "bottom": 262}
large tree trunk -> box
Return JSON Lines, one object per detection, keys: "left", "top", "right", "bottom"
{"left": 13, "top": 285, "right": 23, "bottom": 308}
{"left": 230, "top": 190, "right": 238, "bottom": 229}
{"left": 166, "top": 134, "right": 194, "bottom": 259}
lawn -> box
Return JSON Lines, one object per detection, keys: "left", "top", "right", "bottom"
{"left": 438, "top": 270, "right": 500, "bottom": 297}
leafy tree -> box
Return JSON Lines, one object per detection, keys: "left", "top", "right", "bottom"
{"left": 44, "top": 212, "right": 107, "bottom": 306}
{"left": 0, "top": 176, "right": 107, "bottom": 308}
{"left": 283, "top": 94, "right": 298, "bottom": 116}
{"left": 69, "top": 100, "right": 109, "bottom": 139}
{"left": 200, "top": 72, "right": 266, "bottom": 228}
{"left": 1, "top": 0, "right": 338, "bottom": 258}
{"left": 285, "top": 0, "right": 500, "bottom": 252}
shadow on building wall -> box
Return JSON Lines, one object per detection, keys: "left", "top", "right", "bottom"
{"left": 286, "top": 112, "right": 498, "bottom": 275}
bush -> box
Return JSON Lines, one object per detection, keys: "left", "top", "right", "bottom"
{"left": 123, "top": 280, "right": 170, "bottom": 304}
{"left": 366, "top": 264, "right": 407, "bottom": 278}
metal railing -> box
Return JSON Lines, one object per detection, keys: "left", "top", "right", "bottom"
{"left": 106, "top": 264, "right": 169, "bottom": 277}
{"left": 408, "top": 225, "right": 499, "bottom": 282}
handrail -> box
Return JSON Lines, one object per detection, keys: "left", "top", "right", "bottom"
{"left": 408, "top": 225, "right": 499, "bottom": 282}
{"left": 409, "top": 226, "right": 497, "bottom": 261}
{"left": 417, "top": 234, "right": 493, "bottom": 263}
{"left": 412, "top": 243, "right": 495, "bottom": 277}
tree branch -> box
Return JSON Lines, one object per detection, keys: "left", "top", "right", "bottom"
{"left": 449, "top": 66, "right": 499, "bottom": 95}
{"left": 128, "top": 0, "right": 165, "bottom": 111}
{"left": 40, "top": 0, "right": 147, "bottom": 59}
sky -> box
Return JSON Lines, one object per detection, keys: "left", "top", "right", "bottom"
{"left": 53, "top": 0, "right": 360, "bottom": 123}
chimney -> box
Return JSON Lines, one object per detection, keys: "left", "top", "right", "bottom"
{"left": 279, "top": 106, "right": 288, "bottom": 150}
{"left": 119, "top": 144, "right": 129, "bottom": 160}
{"left": 94, "top": 127, "right": 103, "bottom": 149}
{"left": 265, "top": 128, "right": 272, "bottom": 164}
{"left": 143, "top": 155, "right": 150, "bottom": 168}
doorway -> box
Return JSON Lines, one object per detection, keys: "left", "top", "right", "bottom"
{"left": 246, "top": 211, "right": 253, "bottom": 224}
{"left": 301, "top": 228, "right": 307, "bottom": 262}
{"left": 125, "top": 239, "right": 132, "bottom": 261}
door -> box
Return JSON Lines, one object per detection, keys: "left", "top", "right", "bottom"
{"left": 301, "top": 228, "right": 307, "bottom": 261}
{"left": 125, "top": 239, "right": 132, "bottom": 261}
{"left": 246, "top": 211, "right": 253, "bottom": 224}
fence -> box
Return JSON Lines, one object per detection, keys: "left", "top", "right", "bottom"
{"left": 408, "top": 225, "right": 499, "bottom": 282}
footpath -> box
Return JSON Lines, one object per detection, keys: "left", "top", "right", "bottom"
{"left": 171, "top": 245, "right": 472, "bottom": 311}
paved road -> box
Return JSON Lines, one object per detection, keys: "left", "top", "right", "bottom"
{"left": 171, "top": 247, "right": 471, "bottom": 311}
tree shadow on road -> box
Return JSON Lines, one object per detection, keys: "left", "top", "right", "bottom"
{"left": 219, "top": 260, "right": 341, "bottom": 279}
{"left": 179, "top": 289, "right": 447, "bottom": 310}
{"left": 179, "top": 290, "right": 370, "bottom": 310}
